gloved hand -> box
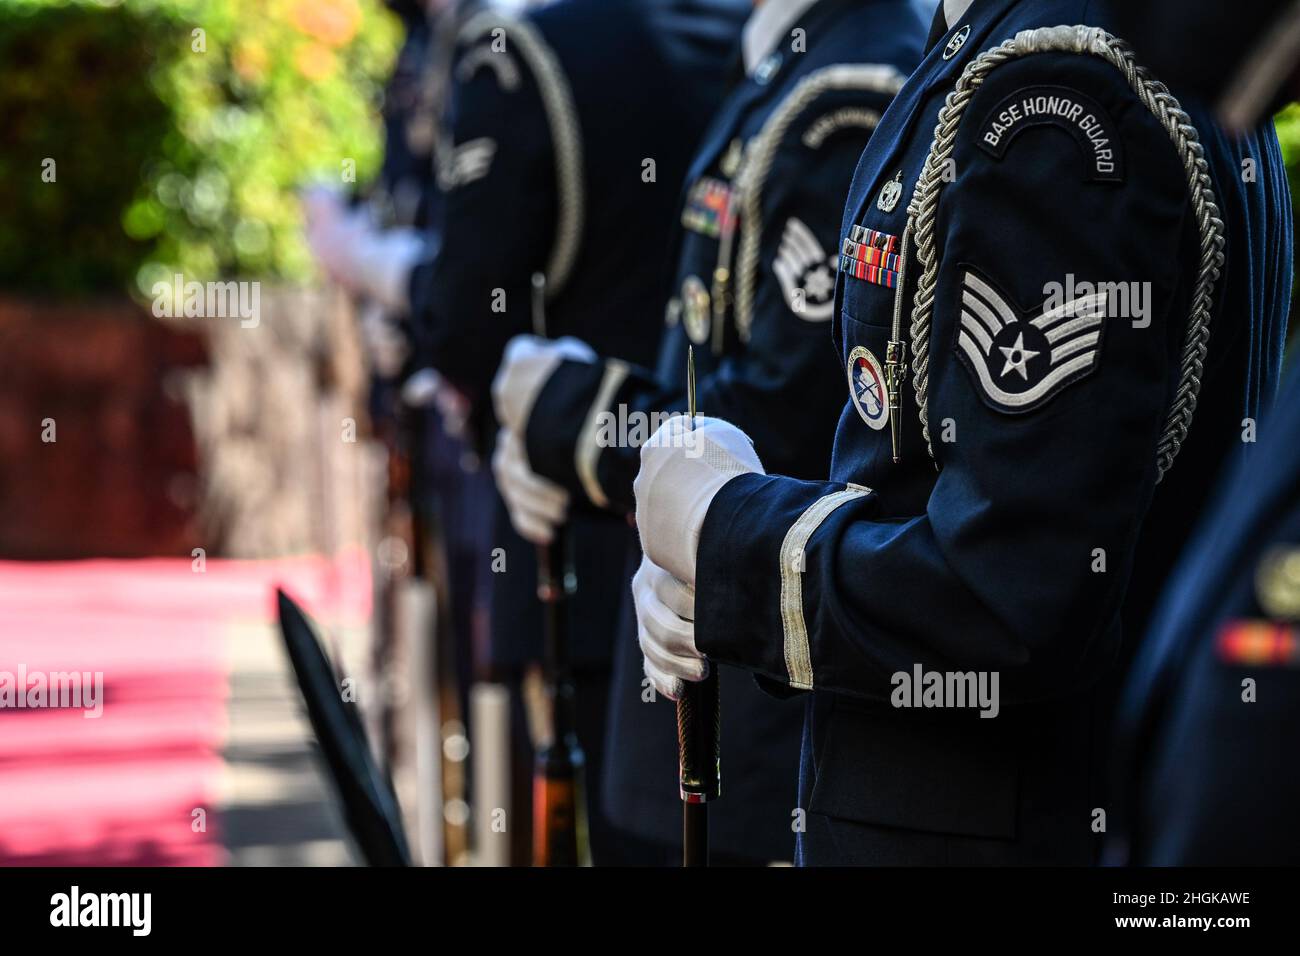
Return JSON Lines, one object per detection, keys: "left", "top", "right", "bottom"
{"left": 302, "top": 193, "right": 426, "bottom": 312}
{"left": 492, "top": 428, "right": 570, "bottom": 545}
{"left": 491, "top": 334, "right": 596, "bottom": 435}
{"left": 633, "top": 415, "right": 763, "bottom": 587}
{"left": 632, "top": 554, "right": 702, "bottom": 701}
{"left": 357, "top": 301, "right": 409, "bottom": 378}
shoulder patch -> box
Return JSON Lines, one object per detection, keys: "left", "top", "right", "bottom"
{"left": 801, "top": 106, "right": 882, "bottom": 150}
{"left": 773, "top": 218, "right": 835, "bottom": 321}
{"left": 954, "top": 266, "right": 1108, "bottom": 413}
{"left": 976, "top": 86, "right": 1124, "bottom": 182}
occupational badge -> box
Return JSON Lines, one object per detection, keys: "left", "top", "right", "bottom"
{"left": 876, "top": 170, "right": 903, "bottom": 213}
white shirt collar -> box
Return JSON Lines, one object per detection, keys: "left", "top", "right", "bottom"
{"left": 944, "top": 0, "right": 975, "bottom": 28}
{"left": 742, "top": 0, "right": 822, "bottom": 75}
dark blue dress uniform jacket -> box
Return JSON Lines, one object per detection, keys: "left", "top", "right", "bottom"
{"left": 406, "top": 0, "right": 747, "bottom": 671}
{"left": 524, "top": 0, "right": 927, "bottom": 860}
{"left": 690, "top": 0, "right": 1291, "bottom": 864}
{"left": 1114, "top": 365, "right": 1300, "bottom": 866}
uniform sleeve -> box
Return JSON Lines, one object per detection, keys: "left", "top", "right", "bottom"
{"left": 408, "top": 32, "right": 556, "bottom": 410}
{"left": 524, "top": 86, "right": 894, "bottom": 516}
{"left": 693, "top": 53, "right": 1206, "bottom": 705}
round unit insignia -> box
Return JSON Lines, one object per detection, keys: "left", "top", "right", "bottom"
{"left": 681, "top": 275, "right": 712, "bottom": 345}
{"left": 848, "top": 345, "right": 889, "bottom": 430}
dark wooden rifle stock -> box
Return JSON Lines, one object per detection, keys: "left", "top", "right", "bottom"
{"left": 531, "top": 530, "right": 591, "bottom": 866}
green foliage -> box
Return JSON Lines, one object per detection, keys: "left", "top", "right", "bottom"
{"left": 0, "top": 0, "right": 400, "bottom": 298}
{"left": 1275, "top": 104, "right": 1300, "bottom": 340}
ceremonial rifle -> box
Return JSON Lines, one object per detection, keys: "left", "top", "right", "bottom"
{"left": 677, "top": 345, "right": 721, "bottom": 867}
{"left": 529, "top": 271, "right": 591, "bottom": 866}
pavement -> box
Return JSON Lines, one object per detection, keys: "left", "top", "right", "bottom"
{"left": 0, "top": 552, "right": 373, "bottom": 866}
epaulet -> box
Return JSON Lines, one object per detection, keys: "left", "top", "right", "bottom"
{"left": 452, "top": 10, "right": 585, "bottom": 298}
{"left": 902, "top": 25, "right": 1224, "bottom": 481}
{"left": 732, "top": 64, "right": 907, "bottom": 342}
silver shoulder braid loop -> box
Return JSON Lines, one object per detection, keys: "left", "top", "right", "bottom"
{"left": 904, "top": 25, "right": 1225, "bottom": 482}
{"left": 732, "top": 65, "right": 906, "bottom": 343}
{"left": 459, "top": 12, "right": 586, "bottom": 299}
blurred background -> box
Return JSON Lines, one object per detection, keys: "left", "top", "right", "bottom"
{"left": 0, "top": 0, "right": 402, "bottom": 866}
{"left": 0, "top": 0, "right": 1297, "bottom": 867}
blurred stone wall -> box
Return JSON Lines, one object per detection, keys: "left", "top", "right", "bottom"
{"left": 0, "top": 287, "right": 379, "bottom": 561}
{"left": 183, "top": 285, "right": 379, "bottom": 559}
{"left": 0, "top": 297, "right": 205, "bottom": 559}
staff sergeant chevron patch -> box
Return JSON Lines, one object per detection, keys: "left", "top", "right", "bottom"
{"left": 954, "top": 268, "right": 1108, "bottom": 413}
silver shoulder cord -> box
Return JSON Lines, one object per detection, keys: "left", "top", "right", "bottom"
{"left": 894, "top": 24, "right": 1225, "bottom": 482}
{"left": 458, "top": 11, "right": 586, "bottom": 300}
{"left": 730, "top": 64, "right": 907, "bottom": 344}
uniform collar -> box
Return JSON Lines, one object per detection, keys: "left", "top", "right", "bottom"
{"left": 742, "top": 0, "right": 822, "bottom": 75}
{"left": 944, "top": 0, "right": 976, "bottom": 28}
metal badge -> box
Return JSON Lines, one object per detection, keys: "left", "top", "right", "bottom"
{"left": 877, "top": 170, "right": 903, "bottom": 213}
{"left": 755, "top": 53, "right": 782, "bottom": 85}
{"left": 944, "top": 24, "right": 971, "bottom": 60}
{"left": 681, "top": 276, "right": 712, "bottom": 345}
{"left": 720, "top": 139, "right": 743, "bottom": 178}
{"left": 1256, "top": 545, "right": 1300, "bottom": 622}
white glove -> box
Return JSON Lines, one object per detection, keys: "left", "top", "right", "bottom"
{"left": 300, "top": 183, "right": 348, "bottom": 230}
{"left": 401, "top": 368, "right": 472, "bottom": 438}
{"left": 492, "top": 334, "right": 596, "bottom": 434}
{"left": 303, "top": 198, "right": 425, "bottom": 312}
{"left": 357, "top": 302, "right": 409, "bottom": 378}
{"left": 633, "top": 415, "right": 763, "bottom": 587}
{"left": 632, "top": 554, "right": 703, "bottom": 701}
{"left": 491, "top": 428, "right": 570, "bottom": 545}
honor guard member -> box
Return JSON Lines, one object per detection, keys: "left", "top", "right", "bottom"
{"left": 405, "top": 0, "right": 748, "bottom": 863}
{"left": 491, "top": 0, "right": 927, "bottom": 862}
{"left": 630, "top": 0, "right": 1291, "bottom": 865}
{"left": 1115, "top": 368, "right": 1300, "bottom": 865}
{"left": 1107, "top": 0, "right": 1298, "bottom": 865}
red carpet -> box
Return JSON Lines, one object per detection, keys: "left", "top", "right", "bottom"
{"left": 0, "top": 551, "right": 370, "bottom": 866}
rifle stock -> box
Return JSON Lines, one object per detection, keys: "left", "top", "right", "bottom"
{"left": 532, "top": 531, "right": 591, "bottom": 866}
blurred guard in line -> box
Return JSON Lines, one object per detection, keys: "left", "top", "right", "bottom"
{"left": 304, "top": 0, "right": 509, "bottom": 865}
{"left": 1109, "top": 0, "right": 1299, "bottom": 865}
{"left": 491, "top": 0, "right": 927, "bottom": 863}
{"left": 393, "top": 0, "right": 747, "bottom": 863}
{"left": 629, "top": 0, "right": 1291, "bottom": 864}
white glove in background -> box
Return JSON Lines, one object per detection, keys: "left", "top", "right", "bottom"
{"left": 492, "top": 428, "right": 570, "bottom": 545}
{"left": 491, "top": 334, "right": 596, "bottom": 435}
{"left": 632, "top": 554, "right": 703, "bottom": 701}
{"left": 357, "top": 301, "right": 409, "bottom": 378}
{"left": 633, "top": 415, "right": 763, "bottom": 587}
{"left": 301, "top": 188, "right": 426, "bottom": 313}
